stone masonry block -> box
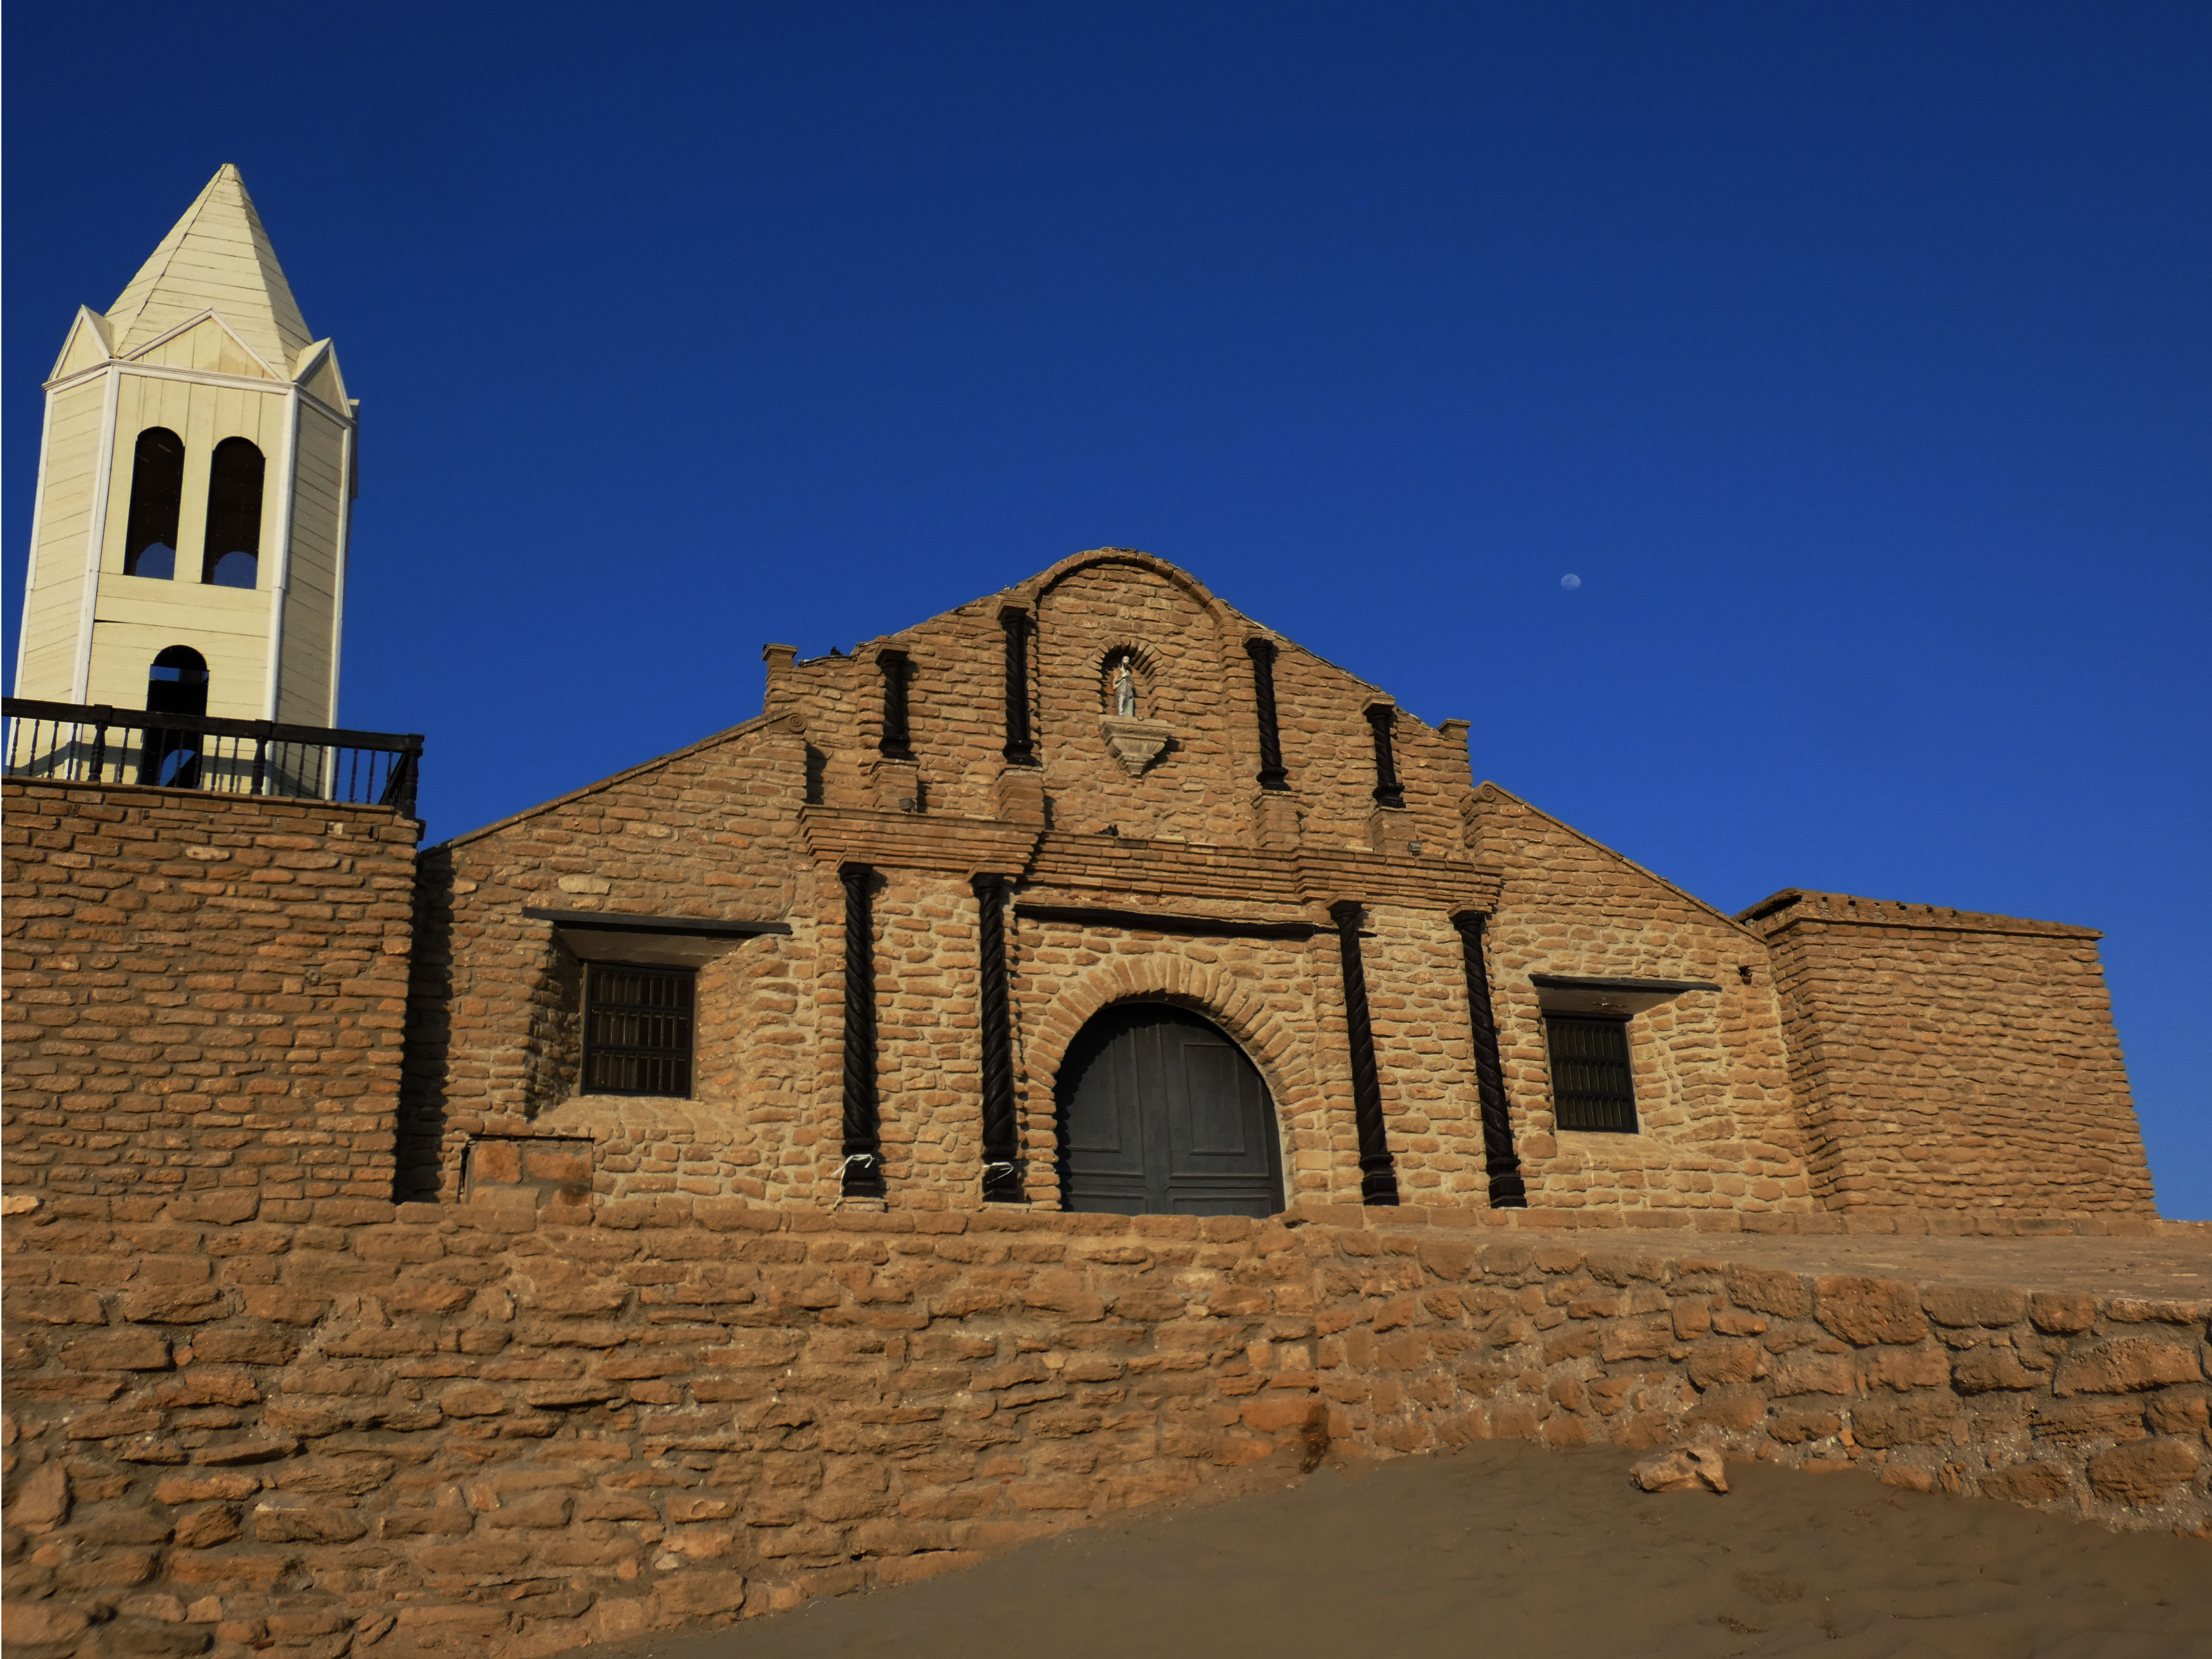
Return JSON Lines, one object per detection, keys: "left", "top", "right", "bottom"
{"left": 2052, "top": 1339, "right": 2202, "bottom": 1397}
{"left": 1814, "top": 1277, "right": 1929, "bottom": 1347}
{"left": 2085, "top": 1438, "right": 2202, "bottom": 1506}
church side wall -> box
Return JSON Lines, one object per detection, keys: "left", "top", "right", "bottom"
{"left": 1746, "top": 895, "right": 2156, "bottom": 1216}
{"left": 0, "top": 780, "right": 417, "bottom": 1204}
{"left": 398, "top": 721, "right": 816, "bottom": 1205}
{"left": 1466, "top": 789, "right": 1814, "bottom": 1215}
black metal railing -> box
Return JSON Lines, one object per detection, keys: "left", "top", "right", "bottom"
{"left": 3, "top": 698, "right": 423, "bottom": 818}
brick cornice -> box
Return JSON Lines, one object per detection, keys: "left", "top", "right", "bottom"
{"left": 1739, "top": 888, "right": 2101, "bottom": 942}
{"left": 792, "top": 811, "right": 1504, "bottom": 913}
{"left": 796, "top": 806, "right": 1040, "bottom": 874}
{"left": 1026, "top": 831, "right": 1503, "bottom": 913}
{"left": 1292, "top": 846, "right": 1504, "bottom": 913}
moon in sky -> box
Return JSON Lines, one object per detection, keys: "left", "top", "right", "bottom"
{"left": 1561, "top": 573, "right": 1582, "bottom": 590}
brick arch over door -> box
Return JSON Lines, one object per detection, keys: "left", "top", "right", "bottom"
{"left": 1017, "top": 953, "right": 1343, "bottom": 1203}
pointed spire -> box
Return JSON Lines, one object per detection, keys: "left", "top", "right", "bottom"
{"left": 104, "top": 164, "right": 312, "bottom": 370}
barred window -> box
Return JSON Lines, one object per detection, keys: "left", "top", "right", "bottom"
{"left": 582, "top": 963, "right": 694, "bottom": 1097}
{"left": 1544, "top": 1013, "right": 1638, "bottom": 1133}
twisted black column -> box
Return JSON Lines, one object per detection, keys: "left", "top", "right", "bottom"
{"left": 1244, "top": 637, "right": 1289, "bottom": 791}
{"left": 876, "top": 648, "right": 913, "bottom": 760}
{"left": 1364, "top": 703, "right": 1404, "bottom": 809}
{"left": 999, "top": 609, "right": 1036, "bottom": 766}
{"left": 838, "top": 862, "right": 884, "bottom": 1198}
{"left": 974, "top": 873, "right": 1025, "bottom": 1201}
{"left": 1329, "top": 900, "right": 1399, "bottom": 1206}
{"left": 1450, "top": 910, "right": 1527, "bottom": 1208}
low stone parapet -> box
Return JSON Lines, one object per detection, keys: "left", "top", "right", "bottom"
{"left": 3, "top": 1198, "right": 2205, "bottom": 1659}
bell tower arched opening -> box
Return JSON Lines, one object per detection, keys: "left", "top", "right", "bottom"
{"left": 202, "top": 437, "right": 265, "bottom": 589}
{"left": 1054, "top": 1001, "right": 1284, "bottom": 1217}
{"left": 122, "top": 427, "right": 185, "bottom": 579}
{"left": 140, "top": 645, "right": 209, "bottom": 788}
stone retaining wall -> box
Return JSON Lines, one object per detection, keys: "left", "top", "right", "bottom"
{"left": 4, "top": 1202, "right": 2205, "bottom": 1659}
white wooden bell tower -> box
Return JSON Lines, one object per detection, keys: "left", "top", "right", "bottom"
{"left": 13, "top": 164, "right": 356, "bottom": 725}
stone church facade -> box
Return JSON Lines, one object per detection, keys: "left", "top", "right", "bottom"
{"left": 395, "top": 548, "right": 2155, "bottom": 1221}
{"left": 5, "top": 167, "right": 2158, "bottom": 1227}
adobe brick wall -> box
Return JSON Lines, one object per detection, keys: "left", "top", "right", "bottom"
{"left": 1, "top": 781, "right": 417, "bottom": 1205}
{"left": 1741, "top": 891, "right": 2156, "bottom": 1216}
{"left": 3, "top": 1198, "right": 2205, "bottom": 1659}
{"left": 1464, "top": 785, "right": 1814, "bottom": 1213}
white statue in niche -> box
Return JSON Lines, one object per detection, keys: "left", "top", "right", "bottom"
{"left": 1099, "top": 651, "right": 1170, "bottom": 775}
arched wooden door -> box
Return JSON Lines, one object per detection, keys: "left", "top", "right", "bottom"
{"left": 1056, "top": 1003, "right": 1283, "bottom": 1217}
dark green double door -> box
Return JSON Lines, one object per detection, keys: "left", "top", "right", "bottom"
{"left": 1057, "top": 1003, "right": 1282, "bottom": 1217}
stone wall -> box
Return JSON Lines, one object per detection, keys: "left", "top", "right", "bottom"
{"left": 1, "top": 781, "right": 417, "bottom": 1206}
{"left": 5, "top": 1198, "right": 2205, "bottom": 1659}
{"left": 1742, "top": 890, "right": 2156, "bottom": 1216}
{"left": 1465, "top": 786, "right": 1813, "bottom": 1213}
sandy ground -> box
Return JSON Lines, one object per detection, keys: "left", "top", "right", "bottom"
{"left": 596, "top": 1443, "right": 2212, "bottom": 1659}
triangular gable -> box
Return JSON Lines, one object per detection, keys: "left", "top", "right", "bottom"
{"left": 122, "top": 310, "right": 281, "bottom": 380}
{"left": 48, "top": 308, "right": 114, "bottom": 381}
{"left": 431, "top": 714, "right": 790, "bottom": 853}
{"left": 1469, "top": 780, "right": 1766, "bottom": 942}
{"left": 105, "top": 164, "right": 312, "bottom": 372}
{"left": 293, "top": 339, "right": 348, "bottom": 410}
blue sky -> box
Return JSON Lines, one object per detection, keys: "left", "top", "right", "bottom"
{"left": 7, "top": 3, "right": 2207, "bottom": 1213}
